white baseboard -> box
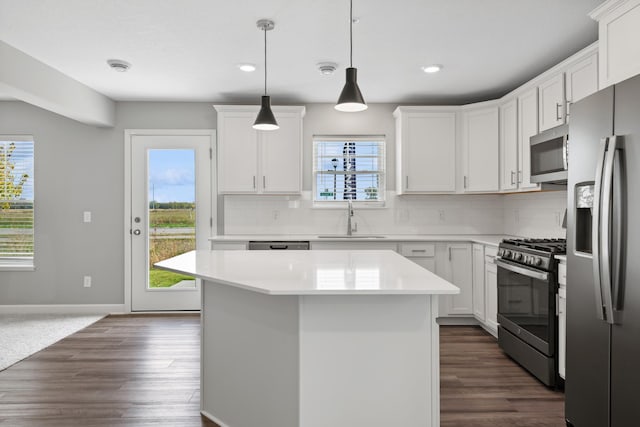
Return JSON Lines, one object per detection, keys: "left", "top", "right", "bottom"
{"left": 0, "top": 304, "right": 126, "bottom": 314}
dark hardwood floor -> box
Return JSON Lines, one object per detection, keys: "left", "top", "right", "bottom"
{"left": 0, "top": 316, "right": 565, "bottom": 426}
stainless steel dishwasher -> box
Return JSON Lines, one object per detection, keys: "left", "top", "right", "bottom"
{"left": 248, "top": 241, "right": 310, "bottom": 250}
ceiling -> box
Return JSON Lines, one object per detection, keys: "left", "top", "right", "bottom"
{"left": 0, "top": 0, "right": 603, "bottom": 105}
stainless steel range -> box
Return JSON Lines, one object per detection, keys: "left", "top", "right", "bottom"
{"left": 496, "top": 238, "right": 566, "bottom": 387}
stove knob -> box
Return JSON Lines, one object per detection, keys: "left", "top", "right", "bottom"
{"left": 533, "top": 257, "right": 542, "bottom": 266}
{"left": 504, "top": 250, "right": 512, "bottom": 257}
{"left": 514, "top": 253, "right": 523, "bottom": 261}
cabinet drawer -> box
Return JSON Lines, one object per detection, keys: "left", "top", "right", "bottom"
{"left": 558, "top": 262, "right": 567, "bottom": 286}
{"left": 400, "top": 243, "right": 435, "bottom": 257}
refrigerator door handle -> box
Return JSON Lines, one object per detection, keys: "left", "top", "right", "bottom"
{"left": 592, "top": 137, "right": 608, "bottom": 321}
{"left": 600, "top": 135, "right": 618, "bottom": 324}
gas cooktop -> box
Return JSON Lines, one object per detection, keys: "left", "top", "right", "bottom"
{"left": 501, "top": 238, "right": 567, "bottom": 254}
{"left": 498, "top": 238, "right": 566, "bottom": 270}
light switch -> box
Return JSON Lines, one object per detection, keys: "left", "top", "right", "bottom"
{"left": 83, "top": 211, "right": 92, "bottom": 223}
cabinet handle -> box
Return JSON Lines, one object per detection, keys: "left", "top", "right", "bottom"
{"left": 511, "top": 171, "right": 516, "bottom": 185}
{"left": 556, "top": 103, "right": 563, "bottom": 121}
{"left": 464, "top": 176, "right": 468, "bottom": 189}
{"left": 518, "top": 170, "right": 522, "bottom": 184}
{"left": 411, "top": 249, "right": 427, "bottom": 253}
{"left": 253, "top": 176, "right": 256, "bottom": 189}
{"left": 406, "top": 175, "right": 409, "bottom": 189}
{"left": 566, "top": 101, "right": 573, "bottom": 117}
{"left": 448, "top": 247, "right": 452, "bottom": 261}
{"left": 263, "top": 176, "right": 266, "bottom": 189}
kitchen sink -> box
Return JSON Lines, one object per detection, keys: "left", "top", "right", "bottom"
{"left": 317, "top": 235, "right": 387, "bottom": 239}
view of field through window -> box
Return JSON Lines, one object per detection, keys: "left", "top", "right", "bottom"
{"left": 147, "top": 149, "right": 196, "bottom": 288}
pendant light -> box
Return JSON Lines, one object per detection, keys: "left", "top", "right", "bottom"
{"left": 335, "top": 0, "right": 367, "bottom": 112}
{"left": 253, "top": 19, "right": 279, "bottom": 130}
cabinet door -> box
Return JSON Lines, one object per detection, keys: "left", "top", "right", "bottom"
{"left": 218, "top": 113, "right": 259, "bottom": 193}
{"left": 472, "top": 244, "right": 486, "bottom": 321}
{"left": 260, "top": 113, "right": 302, "bottom": 194}
{"left": 463, "top": 107, "right": 499, "bottom": 192}
{"left": 399, "top": 112, "right": 456, "bottom": 193}
{"left": 517, "top": 87, "right": 540, "bottom": 190}
{"left": 500, "top": 99, "right": 518, "bottom": 191}
{"left": 484, "top": 259, "right": 498, "bottom": 334}
{"left": 444, "top": 243, "right": 473, "bottom": 316}
{"left": 565, "top": 53, "right": 598, "bottom": 117}
{"left": 559, "top": 288, "right": 566, "bottom": 379}
{"left": 538, "top": 73, "right": 565, "bottom": 132}
{"left": 406, "top": 256, "right": 436, "bottom": 273}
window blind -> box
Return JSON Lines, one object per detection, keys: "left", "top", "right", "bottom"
{"left": 0, "top": 136, "right": 34, "bottom": 267}
{"left": 313, "top": 136, "right": 385, "bottom": 203}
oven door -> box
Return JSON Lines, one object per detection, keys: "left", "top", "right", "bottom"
{"left": 496, "top": 258, "right": 557, "bottom": 356}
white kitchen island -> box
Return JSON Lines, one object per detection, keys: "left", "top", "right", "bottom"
{"left": 156, "top": 250, "right": 459, "bottom": 427}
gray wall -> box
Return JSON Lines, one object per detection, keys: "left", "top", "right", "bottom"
{"left": 0, "top": 101, "right": 216, "bottom": 305}
{"left": 0, "top": 101, "right": 398, "bottom": 305}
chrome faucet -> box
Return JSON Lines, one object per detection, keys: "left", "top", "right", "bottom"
{"left": 347, "top": 200, "right": 356, "bottom": 236}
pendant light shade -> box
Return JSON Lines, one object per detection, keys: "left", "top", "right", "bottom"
{"left": 335, "top": 0, "right": 367, "bottom": 112}
{"left": 253, "top": 95, "right": 279, "bottom": 130}
{"left": 336, "top": 67, "right": 367, "bottom": 112}
{"left": 253, "top": 19, "right": 279, "bottom": 130}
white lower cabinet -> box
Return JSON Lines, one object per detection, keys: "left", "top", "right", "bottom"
{"left": 558, "top": 260, "right": 567, "bottom": 379}
{"left": 484, "top": 249, "right": 499, "bottom": 335}
{"left": 400, "top": 243, "right": 436, "bottom": 273}
{"left": 472, "top": 244, "right": 486, "bottom": 321}
{"left": 437, "top": 243, "right": 473, "bottom": 316}
{"left": 310, "top": 241, "right": 399, "bottom": 251}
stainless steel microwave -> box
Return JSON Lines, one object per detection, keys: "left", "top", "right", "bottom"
{"left": 530, "top": 123, "right": 568, "bottom": 184}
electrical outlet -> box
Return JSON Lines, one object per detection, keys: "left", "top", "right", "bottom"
{"left": 83, "top": 276, "right": 92, "bottom": 288}
{"left": 83, "top": 211, "right": 92, "bottom": 223}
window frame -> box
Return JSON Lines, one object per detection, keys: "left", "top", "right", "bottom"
{"left": 0, "top": 135, "right": 35, "bottom": 271}
{"left": 312, "top": 135, "right": 386, "bottom": 208}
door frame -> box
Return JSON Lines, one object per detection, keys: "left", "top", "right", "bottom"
{"left": 123, "top": 129, "right": 216, "bottom": 313}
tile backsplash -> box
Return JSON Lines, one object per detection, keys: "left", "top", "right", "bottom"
{"left": 223, "top": 190, "right": 568, "bottom": 238}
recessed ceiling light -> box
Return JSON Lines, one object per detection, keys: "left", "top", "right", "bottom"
{"left": 422, "top": 64, "right": 443, "bottom": 74}
{"left": 238, "top": 63, "right": 257, "bottom": 72}
{"left": 107, "top": 59, "right": 131, "bottom": 72}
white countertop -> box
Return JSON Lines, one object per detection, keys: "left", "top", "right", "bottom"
{"left": 156, "top": 250, "right": 460, "bottom": 296}
{"left": 210, "top": 234, "right": 511, "bottom": 247}
{"left": 556, "top": 254, "right": 567, "bottom": 262}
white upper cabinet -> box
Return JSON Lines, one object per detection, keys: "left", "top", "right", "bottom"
{"left": 517, "top": 87, "right": 540, "bottom": 190}
{"left": 538, "top": 73, "right": 566, "bottom": 132}
{"left": 462, "top": 106, "right": 500, "bottom": 192}
{"left": 215, "top": 105, "right": 305, "bottom": 194}
{"left": 565, "top": 52, "right": 599, "bottom": 109}
{"left": 499, "top": 99, "right": 518, "bottom": 191}
{"left": 590, "top": 0, "right": 640, "bottom": 88}
{"left": 394, "top": 107, "right": 457, "bottom": 194}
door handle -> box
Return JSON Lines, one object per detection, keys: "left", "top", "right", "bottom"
{"left": 592, "top": 138, "right": 607, "bottom": 321}
{"left": 556, "top": 103, "right": 563, "bottom": 121}
{"left": 600, "top": 136, "right": 619, "bottom": 324}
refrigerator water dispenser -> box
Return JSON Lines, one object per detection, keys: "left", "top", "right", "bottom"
{"left": 575, "top": 183, "right": 594, "bottom": 254}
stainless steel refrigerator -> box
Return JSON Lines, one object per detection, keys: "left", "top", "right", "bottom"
{"left": 566, "top": 73, "right": 640, "bottom": 426}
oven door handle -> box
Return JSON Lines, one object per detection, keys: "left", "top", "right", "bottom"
{"left": 495, "top": 259, "right": 549, "bottom": 281}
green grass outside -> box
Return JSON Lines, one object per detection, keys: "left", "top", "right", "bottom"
{"left": 0, "top": 208, "right": 34, "bottom": 229}
{"left": 149, "top": 209, "right": 195, "bottom": 228}
{"left": 149, "top": 267, "right": 194, "bottom": 288}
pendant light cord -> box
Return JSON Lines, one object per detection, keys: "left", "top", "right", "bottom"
{"left": 264, "top": 26, "right": 268, "bottom": 95}
{"left": 349, "top": 0, "right": 353, "bottom": 68}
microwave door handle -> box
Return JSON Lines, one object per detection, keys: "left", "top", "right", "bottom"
{"left": 563, "top": 135, "right": 569, "bottom": 171}
{"left": 592, "top": 137, "right": 608, "bottom": 321}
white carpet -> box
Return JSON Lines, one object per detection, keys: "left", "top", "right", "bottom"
{"left": 0, "top": 313, "right": 106, "bottom": 371}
